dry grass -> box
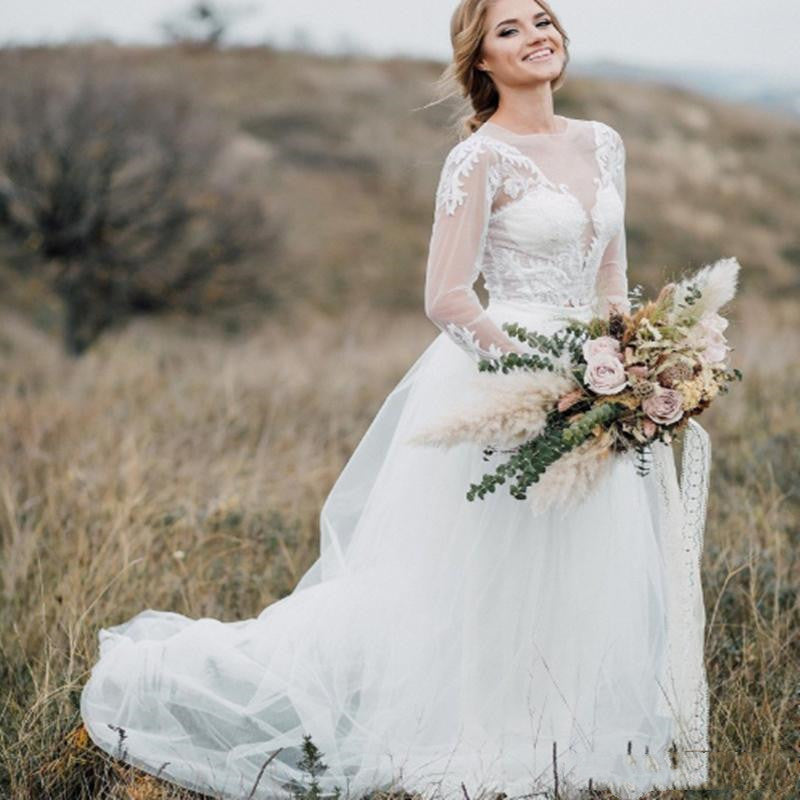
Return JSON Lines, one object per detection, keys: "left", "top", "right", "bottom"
{"left": 1, "top": 292, "right": 798, "bottom": 799}
{"left": 0, "top": 42, "right": 798, "bottom": 800}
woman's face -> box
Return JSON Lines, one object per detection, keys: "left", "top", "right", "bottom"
{"left": 477, "top": 0, "right": 565, "bottom": 88}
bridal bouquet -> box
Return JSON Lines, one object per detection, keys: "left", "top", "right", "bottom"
{"left": 408, "top": 257, "right": 743, "bottom": 515}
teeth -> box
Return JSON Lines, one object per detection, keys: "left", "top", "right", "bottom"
{"left": 525, "top": 49, "right": 553, "bottom": 61}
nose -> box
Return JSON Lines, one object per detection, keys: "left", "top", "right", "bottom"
{"left": 526, "top": 26, "right": 549, "bottom": 45}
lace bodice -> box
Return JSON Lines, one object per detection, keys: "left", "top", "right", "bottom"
{"left": 424, "top": 115, "right": 630, "bottom": 361}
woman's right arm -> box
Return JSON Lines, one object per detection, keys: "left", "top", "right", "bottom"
{"left": 424, "top": 137, "right": 529, "bottom": 362}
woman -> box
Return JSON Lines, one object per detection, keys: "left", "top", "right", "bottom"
{"left": 80, "top": 0, "right": 711, "bottom": 798}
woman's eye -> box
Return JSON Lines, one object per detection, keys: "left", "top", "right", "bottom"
{"left": 499, "top": 19, "right": 552, "bottom": 36}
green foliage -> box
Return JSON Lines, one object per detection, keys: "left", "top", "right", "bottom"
{"left": 561, "top": 402, "right": 623, "bottom": 445}
{"left": 634, "top": 443, "right": 654, "bottom": 476}
{"left": 628, "top": 283, "right": 646, "bottom": 312}
{"left": 467, "top": 317, "right": 639, "bottom": 504}
{"left": 282, "top": 734, "right": 342, "bottom": 800}
{"left": 467, "top": 404, "right": 625, "bottom": 502}
{"left": 674, "top": 281, "right": 704, "bottom": 325}
{"left": 476, "top": 321, "right": 591, "bottom": 376}
{"left": 717, "top": 365, "right": 744, "bottom": 394}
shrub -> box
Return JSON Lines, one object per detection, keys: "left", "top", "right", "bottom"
{"left": 0, "top": 59, "right": 279, "bottom": 354}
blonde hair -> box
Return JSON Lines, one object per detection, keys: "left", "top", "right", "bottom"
{"left": 431, "top": 0, "right": 570, "bottom": 137}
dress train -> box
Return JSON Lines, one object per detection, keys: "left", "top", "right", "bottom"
{"left": 80, "top": 298, "right": 710, "bottom": 800}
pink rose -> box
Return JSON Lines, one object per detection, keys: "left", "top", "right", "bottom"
{"left": 585, "top": 353, "right": 628, "bottom": 395}
{"left": 642, "top": 418, "right": 657, "bottom": 438}
{"left": 688, "top": 312, "right": 729, "bottom": 365}
{"left": 582, "top": 336, "right": 622, "bottom": 362}
{"left": 703, "top": 312, "right": 729, "bottom": 334}
{"left": 642, "top": 385, "right": 684, "bottom": 425}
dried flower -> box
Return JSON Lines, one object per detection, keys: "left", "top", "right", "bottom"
{"left": 585, "top": 353, "right": 628, "bottom": 395}
{"left": 642, "top": 418, "right": 657, "bottom": 438}
{"left": 609, "top": 314, "right": 625, "bottom": 338}
{"left": 676, "top": 378, "right": 703, "bottom": 410}
{"left": 655, "top": 282, "right": 676, "bottom": 306}
{"left": 642, "top": 385, "right": 685, "bottom": 425}
{"left": 557, "top": 388, "right": 584, "bottom": 412}
{"left": 658, "top": 362, "right": 693, "bottom": 388}
{"left": 582, "top": 336, "right": 622, "bottom": 362}
{"left": 631, "top": 379, "right": 657, "bottom": 400}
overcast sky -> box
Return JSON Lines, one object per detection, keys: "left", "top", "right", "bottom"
{"left": 2, "top": 0, "right": 797, "bottom": 82}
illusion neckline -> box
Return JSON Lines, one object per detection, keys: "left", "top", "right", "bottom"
{"left": 480, "top": 115, "right": 576, "bottom": 139}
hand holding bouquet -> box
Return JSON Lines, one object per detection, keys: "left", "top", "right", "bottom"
{"left": 408, "top": 257, "right": 743, "bottom": 515}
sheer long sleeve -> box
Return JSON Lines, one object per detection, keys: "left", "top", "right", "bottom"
{"left": 594, "top": 130, "right": 631, "bottom": 317}
{"left": 424, "top": 139, "right": 528, "bottom": 362}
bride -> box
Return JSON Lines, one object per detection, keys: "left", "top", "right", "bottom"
{"left": 80, "top": 0, "right": 711, "bottom": 798}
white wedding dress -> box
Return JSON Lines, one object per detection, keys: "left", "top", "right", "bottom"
{"left": 80, "top": 115, "right": 711, "bottom": 800}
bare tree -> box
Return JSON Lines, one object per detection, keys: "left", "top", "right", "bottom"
{"left": 160, "top": 2, "right": 254, "bottom": 50}
{"left": 0, "top": 62, "right": 279, "bottom": 355}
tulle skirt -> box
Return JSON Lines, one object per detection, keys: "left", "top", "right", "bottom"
{"left": 80, "top": 298, "right": 710, "bottom": 800}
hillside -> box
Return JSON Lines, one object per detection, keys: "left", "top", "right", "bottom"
{"left": 1, "top": 43, "right": 799, "bottom": 334}
{"left": 1, "top": 44, "right": 798, "bottom": 800}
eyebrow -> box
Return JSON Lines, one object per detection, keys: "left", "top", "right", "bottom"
{"left": 494, "top": 11, "right": 548, "bottom": 29}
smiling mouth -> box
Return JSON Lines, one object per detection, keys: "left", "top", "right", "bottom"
{"left": 523, "top": 48, "right": 555, "bottom": 62}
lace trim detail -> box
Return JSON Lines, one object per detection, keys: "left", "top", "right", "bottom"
{"left": 479, "top": 132, "right": 588, "bottom": 210}
{"left": 434, "top": 135, "right": 552, "bottom": 218}
{"left": 582, "top": 122, "right": 624, "bottom": 271}
{"left": 473, "top": 123, "right": 625, "bottom": 309}
{"left": 435, "top": 136, "right": 489, "bottom": 217}
{"left": 594, "top": 122, "right": 625, "bottom": 188}
{"left": 651, "top": 420, "right": 710, "bottom": 789}
{"left": 443, "top": 321, "right": 505, "bottom": 362}
{"left": 482, "top": 243, "right": 593, "bottom": 307}
{"left": 674, "top": 419, "right": 711, "bottom": 785}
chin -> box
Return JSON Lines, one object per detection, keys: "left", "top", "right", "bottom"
{"left": 523, "top": 58, "right": 563, "bottom": 77}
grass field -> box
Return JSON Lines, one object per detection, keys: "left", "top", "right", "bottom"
{"left": 0, "top": 43, "right": 798, "bottom": 800}
{"left": 1, "top": 292, "right": 798, "bottom": 799}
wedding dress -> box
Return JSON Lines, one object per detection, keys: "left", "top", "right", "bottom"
{"left": 80, "top": 115, "right": 711, "bottom": 800}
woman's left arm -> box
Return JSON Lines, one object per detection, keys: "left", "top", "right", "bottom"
{"left": 594, "top": 129, "right": 632, "bottom": 317}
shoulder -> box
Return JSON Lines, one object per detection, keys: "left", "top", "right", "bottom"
{"left": 439, "top": 132, "right": 497, "bottom": 173}
{"left": 440, "top": 129, "right": 533, "bottom": 171}
{"left": 434, "top": 134, "right": 499, "bottom": 216}
{"left": 592, "top": 119, "right": 625, "bottom": 153}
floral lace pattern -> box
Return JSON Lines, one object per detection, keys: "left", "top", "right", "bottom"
{"left": 477, "top": 123, "right": 625, "bottom": 309}
{"left": 424, "top": 118, "right": 627, "bottom": 363}
{"left": 443, "top": 319, "right": 508, "bottom": 361}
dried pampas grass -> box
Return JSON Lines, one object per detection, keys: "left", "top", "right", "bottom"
{"left": 406, "top": 368, "right": 622, "bottom": 515}
{"left": 525, "top": 431, "right": 615, "bottom": 517}
{"left": 405, "top": 369, "right": 574, "bottom": 450}
{"left": 673, "top": 256, "right": 740, "bottom": 320}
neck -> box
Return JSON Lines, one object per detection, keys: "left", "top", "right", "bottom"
{"left": 490, "top": 84, "right": 559, "bottom": 134}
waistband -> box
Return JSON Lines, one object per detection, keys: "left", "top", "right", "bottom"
{"left": 486, "top": 297, "right": 596, "bottom": 320}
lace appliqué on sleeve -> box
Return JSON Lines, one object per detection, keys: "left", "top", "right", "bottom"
{"left": 594, "top": 124, "right": 631, "bottom": 317}
{"left": 424, "top": 137, "right": 528, "bottom": 363}
{"left": 442, "top": 320, "right": 508, "bottom": 361}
